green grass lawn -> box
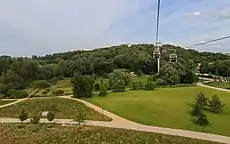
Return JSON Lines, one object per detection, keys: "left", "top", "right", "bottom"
{"left": 0, "top": 124, "right": 218, "bottom": 144}
{"left": 0, "top": 100, "right": 16, "bottom": 106}
{"left": 0, "top": 98, "right": 111, "bottom": 121}
{"left": 87, "top": 86, "right": 230, "bottom": 136}
{"left": 207, "top": 81, "right": 230, "bottom": 90}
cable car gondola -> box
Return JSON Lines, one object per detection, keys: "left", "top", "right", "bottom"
{"left": 170, "top": 50, "right": 177, "bottom": 62}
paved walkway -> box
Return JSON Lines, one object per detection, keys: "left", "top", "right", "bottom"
{"left": 1, "top": 90, "right": 230, "bottom": 143}
{"left": 197, "top": 82, "right": 230, "bottom": 93}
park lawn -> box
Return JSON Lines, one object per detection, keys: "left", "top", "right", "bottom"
{"left": 0, "top": 124, "right": 218, "bottom": 144}
{"left": 0, "top": 98, "right": 111, "bottom": 121}
{"left": 87, "top": 86, "right": 230, "bottom": 136}
{"left": 0, "top": 100, "right": 16, "bottom": 106}
{"left": 207, "top": 81, "right": 230, "bottom": 90}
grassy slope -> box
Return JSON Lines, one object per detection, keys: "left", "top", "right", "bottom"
{"left": 0, "top": 98, "right": 111, "bottom": 121}
{"left": 87, "top": 86, "right": 230, "bottom": 136}
{"left": 0, "top": 124, "right": 218, "bottom": 144}
{"left": 207, "top": 82, "right": 230, "bottom": 90}
{"left": 0, "top": 100, "right": 16, "bottom": 106}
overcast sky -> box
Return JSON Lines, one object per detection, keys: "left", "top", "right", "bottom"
{"left": 0, "top": 0, "right": 230, "bottom": 56}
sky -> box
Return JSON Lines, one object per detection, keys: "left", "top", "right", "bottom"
{"left": 0, "top": 0, "right": 230, "bottom": 56}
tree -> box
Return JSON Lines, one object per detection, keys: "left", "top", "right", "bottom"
{"left": 19, "top": 109, "right": 28, "bottom": 122}
{"left": 194, "top": 92, "right": 208, "bottom": 109}
{"left": 30, "top": 115, "right": 40, "bottom": 125}
{"left": 99, "top": 80, "right": 107, "bottom": 96}
{"left": 208, "top": 95, "right": 225, "bottom": 113}
{"left": 160, "top": 64, "right": 180, "bottom": 85}
{"left": 144, "top": 79, "right": 156, "bottom": 90}
{"left": 191, "top": 103, "right": 202, "bottom": 116}
{"left": 47, "top": 111, "right": 55, "bottom": 122}
{"left": 73, "top": 72, "right": 94, "bottom": 98}
{"left": 108, "top": 69, "right": 130, "bottom": 91}
{"left": 194, "top": 111, "right": 209, "bottom": 126}
{"left": 94, "top": 82, "right": 100, "bottom": 91}
{"left": 76, "top": 106, "right": 86, "bottom": 126}
{"left": 131, "top": 81, "right": 142, "bottom": 90}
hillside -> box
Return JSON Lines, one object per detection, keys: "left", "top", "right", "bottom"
{"left": 0, "top": 44, "right": 230, "bottom": 98}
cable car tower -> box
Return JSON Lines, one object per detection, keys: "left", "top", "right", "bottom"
{"left": 153, "top": 0, "right": 161, "bottom": 75}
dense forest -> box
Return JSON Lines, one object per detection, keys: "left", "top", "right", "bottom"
{"left": 1, "top": 44, "right": 230, "bottom": 98}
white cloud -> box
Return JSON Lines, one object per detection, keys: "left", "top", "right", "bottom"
{"left": 184, "top": 12, "right": 201, "bottom": 17}
{"left": 219, "top": 8, "right": 230, "bottom": 19}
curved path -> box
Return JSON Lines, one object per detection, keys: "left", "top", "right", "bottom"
{"left": 59, "top": 96, "right": 230, "bottom": 144}
{"left": 1, "top": 91, "right": 230, "bottom": 143}
{"left": 197, "top": 82, "right": 230, "bottom": 93}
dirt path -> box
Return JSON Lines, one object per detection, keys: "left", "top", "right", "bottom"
{"left": 0, "top": 89, "right": 37, "bottom": 108}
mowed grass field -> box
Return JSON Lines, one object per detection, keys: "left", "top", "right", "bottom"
{"left": 207, "top": 81, "right": 230, "bottom": 90}
{"left": 87, "top": 86, "right": 230, "bottom": 136}
{"left": 0, "top": 124, "right": 218, "bottom": 144}
{"left": 0, "top": 98, "right": 111, "bottom": 121}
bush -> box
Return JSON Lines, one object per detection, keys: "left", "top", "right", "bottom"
{"left": 18, "top": 109, "right": 28, "bottom": 122}
{"left": 208, "top": 95, "right": 225, "bottom": 113}
{"left": 30, "top": 115, "right": 41, "bottom": 125}
{"left": 99, "top": 82, "right": 107, "bottom": 97}
{"left": 194, "top": 92, "right": 208, "bottom": 109}
{"left": 94, "top": 82, "right": 100, "bottom": 91}
{"left": 0, "top": 83, "right": 14, "bottom": 95}
{"left": 52, "top": 89, "right": 64, "bottom": 96}
{"left": 144, "top": 80, "right": 156, "bottom": 90}
{"left": 131, "top": 81, "right": 141, "bottom": 90}
{"left": 191, "top": 103, "right": 202, "bottom": 116}
{"left": 194, "top": 112, "right": 209, "bottom": 126}
{"left": 76, "top": 106, "right": 86, "bottom": 126}
{"left": 111, "top": 80, "right": 126, "bottom": 92}
{"left": 136, "top": 70, "right": 143, "bottom": 76}
{"left": 47, "top": 111, "right": 55, "bottom": 122}
{"left": 156, "top": 78, "right": 166, "bottom": 86}
{"left": 33, "top": 80, "right": 50, "bottom": 89}
{"left": 42, "top": 88, "right": 50, "bottom": 95}
{"left": 0, "top": 94, "right": 5, "bottom": 99}
{"left": 10, "top": 90, "right": 28, "bottom": 99}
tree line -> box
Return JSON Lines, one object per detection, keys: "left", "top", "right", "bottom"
{"left": 1, "top": 44, "right": 230, "bottom": 98}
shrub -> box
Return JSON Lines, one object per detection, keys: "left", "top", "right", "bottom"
{"left": 144, "top": 80, "right": 156, "bottom": 90}
{"left": 111, "top": 80, "right": 126, "bottom": 92}
{"left": 94, "top": 82, "right": 100, "bottom": 91}
{"left": 10, "top": 90, "right": 28, "bottom": 99}
{"left": 208, "top": 95, "right": 225, "bottom": 113}
{"left": 6, "top": 89, "right": 16, "bottom": 97}
{"left": 47, "top": 111, "right": 55, "bottom": 122}
{"left": 194, "top": 92, "right": 208, "bottom": 109}
{"left": 52, "top": 89, "right": 64, "bottom": 96}
{"left": 33, "top": 80, "right": 50, "bottom": 89}
{"left": 194, "top": 112, "right": 209, "bottom": 126}
{"left": 76, "top": 106, "right": 86, "bottom": 126}
{"left": 191, "top": 103, "right": 202, "bottom": 116}
{"left": 136, "top": 70, "right": 143, "bottom": 76}
{"left": 156, "top": 78, "right": 166, "bottom": 86}
{"left": 99, "top": 82, "right": 107, "bottom": 97}
{"left": 131, "top": 81, "right": 141, "bottom": 90}
{"left": 0, "top": 94, "right": 5, "bottom": 99}
{"left": 30, "top": 115, "right": 41, "bottom": 125}
{"left": 42, "top": 88, "right": 50, "bottom": 95}
{"left": 18, "top": 109, "right": 28, "bottom": 122}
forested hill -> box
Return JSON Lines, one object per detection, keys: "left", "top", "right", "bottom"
{"left": 0, "top": 44, "right": 230, "bottom": 92}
